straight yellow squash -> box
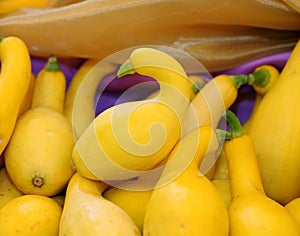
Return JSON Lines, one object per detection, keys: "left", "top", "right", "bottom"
{"left": 248, "top": 40, "right": 300, "bottom": 204}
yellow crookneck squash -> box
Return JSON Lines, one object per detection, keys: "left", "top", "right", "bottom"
{"left": 224, "top": 110, "right": 300, "bottom": 235}
{"left": 72, "top": 47, "right": 195, "bottom": 181}
{"left": 143, "top": 126, "right": 229, "bottom": 236}
{"left": 0, "top": 36, "right": 31, "bottom": 156}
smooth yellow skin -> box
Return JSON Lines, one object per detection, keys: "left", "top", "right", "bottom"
{"left": 211, "top": 147, "right": 232, "bottom": 208}
{"left": 5, "top": 53, "right": 75, "bottom": 196}
{"left": 0, "top": 194, "right": 62, "bottom": 236}
{"left": 0, "top": 36, "right": 31, "bottom": 156}
{"left": 145, "top": 74, "right": 204, "bottom": 101}
{"left": 128, "top": 48, "right": 193, "bottom": 117}
{"left": 71, "top": 152, "right": 98, "bottom": 180}
{"left": 68, "top": 60, "right": 104, "bottom": 181}
{"left": 229, "top": 192, "right": 300, "bottom": 236}
{"left": 68, "top": 59, "right": 114, "bottom": 140}
{"left": 225, "top": 135, "right": 300, "bottom": 235}
{"left": 225, "top": 135, "right": 265, "bottom": 198}
{"left": 0, "top": 167, "right": 23, "bottom": 209}
{"left": 211, "top": 179, "right": 231, "bottom": 208}
{"left": 285, "top": 198, "right": 300, "bottom": 226}
{"left": 65, "top": 59, "right": 101, "bottom": 175}
{"left": 248, "top": 40, "right": 300, "bottom": 204}
{"left": 73, "top": 48, "right": 194, "bottom": 181}
{"left": 182, "top": 74, "right": 238, "bottom": 135}
{"left": 64, "top": 59, "right": 98, "bottom": 123}
{"left": 243, "top": 65, "right": 279, "bottom": 132}
{"left": 143, "top": 126, "right": 229, "bottom": 236}
{"left": 51, "top": 194, "right": 65, "bottom": 208}
{"left": 211, "top": 148, "right": 232, "bottom": 208}
{"left": 213, "top": 147, "right": 228, "bottom": 180}
{"left": 4, "top": 107, "right": 75, "bottom": 196}
{"left": 31, "top": 57, "right": 66, "bottom": 114}
{"left": 18, "top": 73, "right": 36, "bottom": 117}
{"left": 59, "top": 173, "right": 141, "bottom": 236}
{"left": 104, "top": 186, "right": 153, "bottom": 232}
{"left": 204, "top": 164, "right": 216, "bottom": 180}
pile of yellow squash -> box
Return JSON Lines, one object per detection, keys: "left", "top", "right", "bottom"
{"left": 1, "top": 1, "right": 300, "bottom": 235}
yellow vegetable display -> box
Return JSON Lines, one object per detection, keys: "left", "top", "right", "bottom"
{"left": 0, "top": 194, "right": 62, "bottom": 236}
{"left": 31, "top": 55, "right": 66, "bottom": 113}
{"left": 248, "top": 39, "right": 300, "bottom": 204}
{"left": 213, "top": 148, "right": 228, "bottom": 181}
{"left": 143, "top": 126, "right": 229, "bottom": 235}
{"left": 211, "top": 149, "right": 232, "bottom": 208}
{"left": 59, "top": 172, "right": 141, "bottom": 236}
{"left": 211, "top": 178, "right": 232, "bottom": 208}
{"left": 0, "top": 36, "right": 31, "bottom": 156}
{"left": 72, "top": 47, "right": 194, "bottom": 182}
{"left": 4, "top": 56, "right": 75, "bottom": 196}
{"left": 250, "top": 65, "right": 280, "bottom": 96}
{"left": 224, "top": 110, "right": 300, "bottom": 235}
{"left": 18, "top": 73, "right": 36, "bottom": 117}
{"left": 103, "top": 185, "right": 153, "bottom": 232}
{"left": 0, "top": 167, "right": 23, "bottom": 209}
{"left": 64, "top": 59, "right": 98, "bottom": 124}
{"left": 242, "top": 65, "right": 280, "bottom": 132}
{"left": 182, "top": 67, "right": 273, "bottom": 177}
{"left": 182, "top": 74, "right": 244, "bottom": 135}
{"left": 183, "top": 65, "right": 275, "bottom": 134}
{"left": 1, "top": 26, "right": 300, "bottom": 234}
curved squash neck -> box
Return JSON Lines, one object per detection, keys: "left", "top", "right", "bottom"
{"left": 136, "top": 66, "right": 193, "bottom": 102}
{"left": 225, "top": 135, "right": 265, "bottom": 198}
{"left": 156, "top": 126, "right": 219, "bottom": 186}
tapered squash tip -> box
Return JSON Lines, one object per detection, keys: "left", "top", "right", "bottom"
{"left": 117, "top": 59, "right": 135, "bottom": 78}
{"left": 45, "top": 55, "right": 60, "bottom": 72}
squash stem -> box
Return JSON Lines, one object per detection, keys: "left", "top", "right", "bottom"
{"left": 45, "top": 55, "right": 60, "bottom": 72}
{"left": 191, "top": 80, "right": 206, "bottom": 95}
{"left": 0, "top": 36, "right": 4, "bottom": 43}
{"left": 228, "top": 75, "right": 248, "bottom": 89}
{"left": 247, "top": 68, "right": 270, "bottom": 87}
{"left": 216, "top": 129, "right": 232, "bottom": 142}
{"left": 223, "top": 110, "right": 244, "bottom": 139}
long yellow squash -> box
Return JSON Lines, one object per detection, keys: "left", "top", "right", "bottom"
{"left": 0, "top": 36, "right": 31, "bottom": 156}
{"left": 248, "top": 39, "right": 300, "bottom": 204}
{"left": 224, "top": 110, "right": 300, "bottom": 235}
